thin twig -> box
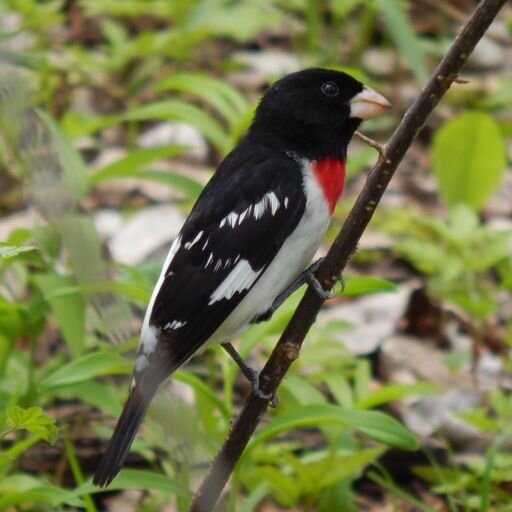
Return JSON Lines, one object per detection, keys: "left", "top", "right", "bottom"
{"left": 355, "top": 130, "right": 386, "bottom": 156}
{"left": 188, "top": 1, "right": 507, "bottom": 510}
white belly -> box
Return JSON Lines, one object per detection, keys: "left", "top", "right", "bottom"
{"left": 209, "top": 164, "right": 331, "bottom": 345}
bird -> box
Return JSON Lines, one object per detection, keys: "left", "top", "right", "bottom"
{"left": 93, "top": 68, "right": 390, "bottom": 487}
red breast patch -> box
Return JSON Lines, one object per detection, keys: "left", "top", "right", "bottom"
{"left": 312, "top": 158, "right": 346, "bottom": 214}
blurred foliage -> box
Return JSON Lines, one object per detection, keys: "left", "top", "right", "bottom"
{"left": 0, "top": 0, "right": 510, "bottom": 510}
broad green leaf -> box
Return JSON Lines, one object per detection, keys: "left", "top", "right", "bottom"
{"left": 156, "top": 73, "right": 248, "bottom": 125}
{"left": 6, "top": 406, "right": 57, "bottom": 443}
{"left": 91, "top": 168, "right": 204, "bottom": 201}
{"left": 0, "top": 486, "right": 84, "bottom": 508}
{"left": 74, "top": 469, "right": 191, "bottom": 497}
{"left": 174, "top": 370, "right": 230, "bottom": 420}
{"left": 342, "top": 276, "right": 397, "bottom": 297}
{"left": 0, "top": 435, "right": 40, "bottom": 472}
{"left": 123, "top": 100, "right": 231, "bottom": 154}
{"left": 246, "top": 405, "right": 418, "bottom": 457}
{"left": 0, "top": 243, "right": 38, "bottom": 259}
{"left": 0, "top": 299, "right": 23, "bottom": 341}
{"left": 89, "top": 145, "right": 189, "bottom": 184}
{"left": 36, "top": 109, "right": 88, "bottom": 200}
{"left": 355, "top": 382, "right": 438, "bottom": 409}
{"left": 33, "top": 273, "right": 86, "bottom": 357}
{"left": 82, "top": 280, "right": 151, "bottom": 303}
{"left": 188, "top": 0, "right": 283, "bottom": 42}
{"left": 39, "top": 352, "right": 132, "bottom": 391}
{"left": 432, "top": 112, "right": 507, "bottom": 211}
{"left": 376, "top": 0, "right": 428, "bottom": 81}
{"left": 280, "top": 376, "right": 327, "bottom": 406}
{"left": 308, "top": 447, "right": 386, "bottom": 488}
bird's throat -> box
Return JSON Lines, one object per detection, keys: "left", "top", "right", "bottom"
{"left": 312, "top": 158, "right": 346, "bottom": 214}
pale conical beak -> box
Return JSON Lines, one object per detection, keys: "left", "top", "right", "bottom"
{"left": 349, "top": 86, "right": 391, "bottom": 120}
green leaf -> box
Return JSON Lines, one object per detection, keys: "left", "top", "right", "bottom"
{"left": 155, "top": 73, "right": 248, "bottom": 125}
{"left": 342, "top": 276, "right": 397, "bottom": 297}
{"left": 309, "top": 447, "right": 386, "bottom": 488}
{"left": 246, "top": 405, "right": 418, "bottom": 457}
{"left": 0, "top": 243, "right": 38, "bottom": 259}
{"left": 6, "top": 406, "right": 57, "bottom": 443}
{"left": 74, "top": 469, "right": 191, "bottom": 497}
{"left": 281, "top": 376, "right": 327, "bottom": 406}
{"left": 173, "top": 370, "right": 230, "bottom": 420}
{"left": 0, "top": 484, "right": 84, "bottom": 508}
{"left": 91, "top": 168, "right": 204, "bottom": 201}
{"left": 33, "top": 273, "right": 86, "bottom": 357}
{"left": 88, "top": 145, "right": 189, "bottom": 184}
{"left": 376, "top": 0, "right": 428, "bottom": 81}
{"left": 39, "top": 352, "right": 132, "bottom": 392}
{"left": 188, "top": 0, "right": 283, "bottom": 42}
{"left": 123, "top": 100, "right": 231, "bottom": 154}
{"left": 355, "top": 382, "right": 439, "bottom": 409}
{"left": 36, "top": 109, "right": 89, "bottom": 200}
{"left": 432, "top": 112, "right": 507, "bottom": 211}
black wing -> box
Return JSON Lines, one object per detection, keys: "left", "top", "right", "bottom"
{"left": 95, "top": 143, "right": 306, "bottom": 488}
{"left": 140, "top": 141, "right": 306, "bottom": 379}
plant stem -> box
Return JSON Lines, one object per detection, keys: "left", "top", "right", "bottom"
{"left": 188, "top": 1, "right": 508, "bottom": 510}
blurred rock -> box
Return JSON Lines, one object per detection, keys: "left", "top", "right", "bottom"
{"left": 108, "top": 204, "right": 184, "bottom": 265}
{"left": 379, "top": 335, "right": 457, "bottom": 385}
{"left": 230, "top": 50, "right": 301, "bottom": 87}
{"left": 468, "top": 36, "right": 506, "bottom": 70}
{"left": 401, "top": 388, "right": 485, "bottom": 448}
{"left": 93, "top": 209, "right": 124, "bottom": 240}
{"left": 320, "top": 284, "right": 413, "bottom": 355}
{"left": 362, "top": 48, "right": 396, "bottom": 77}
{"left": 379, "top": 335, "right": 493, "bottom": 448}
{"left": 138, "top": 121, "right": 208, "bottom": 162}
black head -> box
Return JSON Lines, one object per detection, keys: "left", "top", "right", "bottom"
{"left": 249, "top": 68, "right": 390, "bottom": 160}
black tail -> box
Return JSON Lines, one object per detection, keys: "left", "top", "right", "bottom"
{"left": 93, "top": 386, "right": 154, "bottom": 487}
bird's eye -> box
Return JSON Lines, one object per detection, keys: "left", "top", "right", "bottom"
{"left": 321, "top": 82, "right": 339, "bottom": 97}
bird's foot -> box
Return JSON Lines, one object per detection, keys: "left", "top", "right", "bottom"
{"left": 247, "top": 368, "right": 278, "bottom": 408}
{"left": 306, "top": 258, "right": 345, "bottom": 300}
{"left": 222, "top": 342, "right": 278, "bottom": 407}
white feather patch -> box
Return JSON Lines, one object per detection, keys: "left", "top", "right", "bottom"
{"left": 184, "top": 231, "right": 203, "bottom": 250}
{"left": 208, "top": 259, "right": 263, "bottom": 304}
{"left": 219, "top": 192, "right": 281, "bottom": 228}
{"left": 140, "top": 235, "right": 182, "bottom": 355}
{"left": 164, "top": 320, "right": 187, "bottom": 330}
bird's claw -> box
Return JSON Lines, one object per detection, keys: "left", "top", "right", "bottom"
{"left": 248, "top": 369, "right": 278, "bottom": 407}
{"left": 306, "top": 272, "right": 336, "bottom": 300}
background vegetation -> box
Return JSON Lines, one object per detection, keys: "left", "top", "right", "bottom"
{"left": 0, "top": 0, "right": 511, "bottom": 510}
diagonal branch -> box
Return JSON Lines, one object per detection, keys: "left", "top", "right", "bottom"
{"left": 189, "top": 1, "right": 508, "bottom": 510}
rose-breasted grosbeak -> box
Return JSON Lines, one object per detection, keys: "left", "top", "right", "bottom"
{"left": 93, "top": 68, "right": 390, "bottom": 486}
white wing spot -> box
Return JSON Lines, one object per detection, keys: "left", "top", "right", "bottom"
{"left": 253, "top": 191, "right": 280, "bottom": 220}
{"left": 268, "top": 192, "right": 280, "bottom": 215}
{"left": 184, "top": 231, "right": 203, "bottom": 250}
{"left": 238, "top": 209, "right": 249, "bottom": 224}
{"left": 284, "top": 197, "right": 289, "bottom": 209}
{"left": 164, "top": 320, "right": 187, "bottom": 330}
{"left": 202, "top": 238, "right": 209, "bottom": 250}
{"left": 214, "top": 259, "right": 223, "bottom": 272}
{"left": 209, "top": 259, "right": 263, "bottom": 304}
{"left": 219, "top": 192, "right": 280, "bottom": 228}
{"left": 206, "top": 252, "right": 213, "bottom": 267}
